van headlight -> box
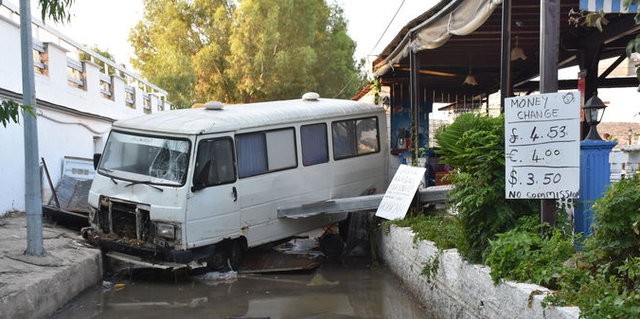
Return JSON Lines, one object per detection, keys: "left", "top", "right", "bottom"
{"left": 156, "top": 223, "right": 175, "bottom": 239}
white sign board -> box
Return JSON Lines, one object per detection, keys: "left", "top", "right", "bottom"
{"left": 505, "top": 91, "right": 580, "bottom": 199}
{"left": 376, "top": 164, "right": 426, "bottom": 220}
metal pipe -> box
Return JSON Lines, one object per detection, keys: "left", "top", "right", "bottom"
{"left": 410, "top": 38, "right": 420, "bottom": 160}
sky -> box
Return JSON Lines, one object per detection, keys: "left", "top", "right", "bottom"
{"left": 8, "top": 0, "right": 638, "bottom": 121}
{"left": 24, "top": 0, "right": 438, "bottom": 70}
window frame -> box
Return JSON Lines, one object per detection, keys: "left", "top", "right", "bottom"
{"left": 192, "top": 136, "right": 238, "bottom": 190}
{"left": 331, "top": 116, "right": 380, "bottom": 161}
{"left": 236, "top": 127, "right": 298, "bottom": 178}
{"left": 97, "top": 130, "right": 192, "bottom": 187}
{"left": 300, "top": 123, "right": 329, "bottom": 167}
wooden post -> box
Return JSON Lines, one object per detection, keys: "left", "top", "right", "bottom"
{"left": 539, "top": 0, "right": 560, "bottom": 227}
{"left": 500, "top": 0, "right": 512, "bottom": 113}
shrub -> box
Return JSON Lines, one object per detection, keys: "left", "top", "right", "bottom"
{"left": 435, "top": 113, "right": 538, "bottom": 263}
{"left": 585, "top": 173, "right": 640, "bottom": 266}
{"left": 544, "top": 174, "right": 640, "bottom": 318}
{"left": 485, "top": 215, "right": 576, "bottom": 289}
{"left": 389, "top": 212, "right": 462, "bottom": 250}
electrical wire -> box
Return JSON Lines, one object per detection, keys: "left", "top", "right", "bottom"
{"left": 367, "top": 0, "right": 407, "bottom": 57}
{"left": 334, "top": 0, "right": 407, "bottom": 98}
{"left": 37, "top": 111, "right": 109, "bottom": 135}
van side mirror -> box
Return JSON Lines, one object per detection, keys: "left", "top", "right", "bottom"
{"left": 93, "top": 153, "right": 101, "bottom": 170}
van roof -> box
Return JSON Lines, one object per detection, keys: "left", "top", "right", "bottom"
{"left": 113, "top": 98, "right": 383, "bottom": 135}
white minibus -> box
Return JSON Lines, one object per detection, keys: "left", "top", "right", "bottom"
{"left": 83, "top": 93, "right": 388, "bottom": 269}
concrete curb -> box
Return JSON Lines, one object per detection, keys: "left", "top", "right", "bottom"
{"left": 0, "top": 215, "right": 102, "bottom": 319}
{"left": 379, "top": 225, "right": 580, "bottom": 319}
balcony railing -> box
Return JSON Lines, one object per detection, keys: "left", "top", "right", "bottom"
{"left": 0, "top": 2, "right": 171, "bottom": 114}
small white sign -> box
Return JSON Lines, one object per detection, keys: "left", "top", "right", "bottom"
{"left": 504, "top": 91, "right": 580, "bottom": 199}
{"left": 376, "top": 164, "right": 426, "bottom": 220}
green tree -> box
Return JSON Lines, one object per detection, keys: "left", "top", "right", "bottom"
{"left": 130, "top": 0, "right": 214, "bottom": 109}
{"left": 130, "top": 0, "right": 360, "bottom": 107}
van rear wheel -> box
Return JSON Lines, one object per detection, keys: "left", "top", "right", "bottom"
{"left": 320, "top": 233, "right": 345, "bottom": 259}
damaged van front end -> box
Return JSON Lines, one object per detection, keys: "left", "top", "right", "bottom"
{"left": 81, "top": 130, "right": 209, "bottom": 269}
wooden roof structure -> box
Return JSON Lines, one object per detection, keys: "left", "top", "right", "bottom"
{"left": 373, "top": 0, "right": 640, "bottom": 107}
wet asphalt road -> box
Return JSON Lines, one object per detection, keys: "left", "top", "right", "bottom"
{"left": 50, "top": 259, "right": 438, "bottom": 319}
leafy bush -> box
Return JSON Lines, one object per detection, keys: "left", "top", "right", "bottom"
{"left": 390, "top": 212, "right": 462, "bottom": 250}
{"left": 547, "top": 256, "right": 640, "bottom": 319}
{"left": 435, "top": 113, "right": 538, "bottom": 262}
{"left": 541, "top": 174, "right": 640, "bottom": 318}
{"left": 485, "top": 215, "right": 576, "bottom": 289}
{"left": 585, "top": 173, "right": 640, "bottom": 265}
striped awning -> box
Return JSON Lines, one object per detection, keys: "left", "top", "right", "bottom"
{"left": 580, "top": 0, "right": 639, "bottom": 13}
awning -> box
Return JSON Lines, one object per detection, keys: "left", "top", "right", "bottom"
{"left": 579, "top": 0, "right": 638, "bottom": 13}
{"left": 374, "top": 0, "right": 502, "bottom": 77}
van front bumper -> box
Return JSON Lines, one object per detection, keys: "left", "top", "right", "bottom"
{"left": 81, "top": 227, "right": 208, "bottom": 264}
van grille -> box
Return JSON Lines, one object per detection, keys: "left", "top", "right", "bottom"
{"left": 99, "top": 198, "right": 150, "bottom": 241}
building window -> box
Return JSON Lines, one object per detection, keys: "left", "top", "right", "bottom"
{"left": 301, "top": 123, "right": 328, "bottom": 166}
{"left": 67, "top": 58, "right": 85, "bottom": 89}
{"left": 33, "top": 41, "right": 48, "bottom": 75}
{"left": 332, "top": 117, "right": 379, "bottom": 160}
{"left": 125, "top": 85, "right": 136, "bottom": 108}
{"left": 99, "top": 74, "right": 113, "bottom": 100}
{"left": 143, "top": 93, "right": 151, "bottom": 114}
{"left": 236, "top": 128, "right": 297, "bottom": 178}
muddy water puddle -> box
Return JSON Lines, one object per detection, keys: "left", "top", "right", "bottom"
{"left": 51, "top": 260, "right": 438, "bottom": 319}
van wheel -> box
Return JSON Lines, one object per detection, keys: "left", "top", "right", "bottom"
{"left": 228, "top": 240, "right": 245, "bottom": 271}
{"left": 206, "top": 247, "right": 228, "bottom": 271}
{"left": 320, "top": 233, "right": 345, "bottom": 259}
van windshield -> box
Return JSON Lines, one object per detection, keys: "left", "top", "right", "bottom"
{"left": 98, "top": 131, "right": 191, "bottom": 186}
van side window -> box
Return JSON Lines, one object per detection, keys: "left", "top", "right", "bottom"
{"left": 301, "top": 123, "right": 328, "bottom": 166}
{"left": 332, "top": 117, "right": 379, "bottom": 160}
{"left": 237, "top": 128, "right": 297, "bottom": 178}
{"left": 193, "top": 138, "right": 236, "bottom": 188}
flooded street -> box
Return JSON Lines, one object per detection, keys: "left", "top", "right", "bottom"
{"left": 51, "top": 259, "right": 438, "bottom": 319}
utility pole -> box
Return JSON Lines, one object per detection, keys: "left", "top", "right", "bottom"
{"left": 539, "top": 0, "right": 560, "bottom": 227}
{"left": 20, "top": 0, "right": 45, "bottom": 256}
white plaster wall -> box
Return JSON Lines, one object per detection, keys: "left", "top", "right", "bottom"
{"left": 37, "top": 110, "right": 111, "bottom": 201}
{"left": 0, "top": 114, "right": 27, "bottom": 212}
{"left": 0, "top": 7, "right": 164, "bottom": 214}
{"left": 0, "top": 110, "right": 111, "bottom": 214}
{"left": 379, "top": 225, "right": 581, "bottom": 319}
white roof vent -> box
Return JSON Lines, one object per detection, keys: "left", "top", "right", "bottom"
{"left": 204, "top": 101, "right": 224, "bottom": 110}
{"left": 302, "top": 92, "right": 320, "bottom": 101}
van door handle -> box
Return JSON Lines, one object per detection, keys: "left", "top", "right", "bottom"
{"left": 232, "top": 186, "right": 238, "bottom": 202}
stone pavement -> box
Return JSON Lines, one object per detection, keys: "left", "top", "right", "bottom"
{"left": 0, "top": 212, "right": 102, "bottom": 319}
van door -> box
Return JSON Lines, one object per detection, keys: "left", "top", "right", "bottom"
{"left": 185, "top": 135, "right": 240, "bottom": 246}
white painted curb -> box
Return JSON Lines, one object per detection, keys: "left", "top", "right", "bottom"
{"left": 379, "top": 225, "right": 580, "bottom": 319}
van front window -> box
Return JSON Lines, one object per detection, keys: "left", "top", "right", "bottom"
{"left": 99, "top": 131, "right": 190, "bottom": 185}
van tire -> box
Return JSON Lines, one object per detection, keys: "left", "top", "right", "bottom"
{"left": 206, "top": 239, "right": 246, "bottom": 271}
{"left": 320, "top": 233, "right": 345, "bottom": 259}
{"left": 206, "top": 247, "right": 228, "bottom": 271}
{"left": 228, "top": 239, "right": 245, "bottom": 271}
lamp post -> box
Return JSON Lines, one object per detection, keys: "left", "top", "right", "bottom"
{"left": 582, "top": 92, "right": 607, "bottom": 140}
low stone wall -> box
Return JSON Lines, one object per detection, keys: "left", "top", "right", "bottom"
{"left": 379, "top": 225, "right": 580, "bottom": 319}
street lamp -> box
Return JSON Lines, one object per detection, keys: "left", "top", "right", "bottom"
{"left": 582, "top": 92, "right": 607, "bottom": 140}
